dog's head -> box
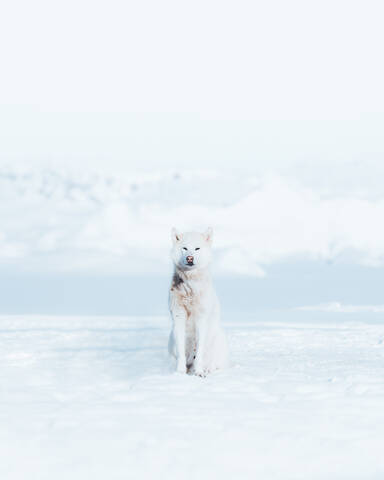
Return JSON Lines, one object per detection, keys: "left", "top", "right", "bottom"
{"left": 171, "top": 228, "right": 213, "bottom": 271}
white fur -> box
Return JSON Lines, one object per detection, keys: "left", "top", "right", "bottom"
{"left": 168, "top": 228, "right": 228, "bottom": 376}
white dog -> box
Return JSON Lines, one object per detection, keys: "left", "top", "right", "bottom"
{"left": 168, "top": 227, "right": 228, "bottom": 376}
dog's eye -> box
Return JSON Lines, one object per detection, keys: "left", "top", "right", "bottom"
{"left": 195, "top": 247, "right": 200, "bottom": 251}
{"left": 182, "top": 247, "right": 188, "bottom": 251}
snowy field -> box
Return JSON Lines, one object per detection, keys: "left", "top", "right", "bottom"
{"left": 1, "top": 162, "right": 384, "bottom": 480}
{"left": 1, "top": 314, "right": 384, "bottom": 480}
{"left": 2, "top": 2, "right": 384, "bottom": 477}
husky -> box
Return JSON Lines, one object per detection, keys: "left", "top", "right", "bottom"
{"left": 168, "top": 227, "right": 228, "bottom": 376}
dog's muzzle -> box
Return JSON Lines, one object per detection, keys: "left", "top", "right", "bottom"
{"left": 186, "top": 255, "right": 194, "bottom": 266}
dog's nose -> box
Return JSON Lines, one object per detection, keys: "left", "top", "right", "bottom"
{"left": 186, "top": 255, "right": 194, "bottom": 264}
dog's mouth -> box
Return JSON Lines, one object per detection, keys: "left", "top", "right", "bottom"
{"left": 186, "top": 261, "right": 194, "bottom": 266}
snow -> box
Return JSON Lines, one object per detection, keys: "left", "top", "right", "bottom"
{"left": 3, "top": 165, "right": 384, "bottom": 278}
{"left": 297, "top": 302, "right": 384, "bottom": 313}
{"left": 1, "top": 314, "right": 384, "bottom": 479}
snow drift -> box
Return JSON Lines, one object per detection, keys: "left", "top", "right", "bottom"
{"left": 1, "top": 165, "right": 384, "bottom": 276}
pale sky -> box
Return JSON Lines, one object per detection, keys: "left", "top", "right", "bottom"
{"left": 0, "top": 0, "right": 383, "bottom": 173}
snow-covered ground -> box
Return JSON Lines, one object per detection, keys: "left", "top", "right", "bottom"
{"left": 1, "top": 314, "right": 384, "bottom": 480}
{"left": 1, "top": 164, "right": 384, "bottom": 478}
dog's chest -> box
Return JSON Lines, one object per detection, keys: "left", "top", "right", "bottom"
{"left": 177, "top": 284, "right": 203, "bottom": 314}
{"left": 170, "top": 270, "right": 213, "bottom": 317}
{"left": 171, "top": 280, "right": 206, "bottom": 316}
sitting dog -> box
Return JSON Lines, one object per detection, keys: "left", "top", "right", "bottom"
{"left": 168, "top": 228, "right": 228, "bottom": 376}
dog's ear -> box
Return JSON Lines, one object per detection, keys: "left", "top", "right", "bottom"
{"left": 204, "top": 227, "right": 213, "bottom": 244}
{"left": 171, "top": 227, "right": 182, "bottom": 244}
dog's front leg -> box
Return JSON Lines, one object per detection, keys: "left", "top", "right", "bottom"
{"left": 194, "top": 315, "right": 208, "bottom": 377}
{"left": 172, "top": 307, "right": 187, "bottom": 374}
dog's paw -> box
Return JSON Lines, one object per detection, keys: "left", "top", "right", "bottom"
{"left": 194, "top": 366, "right": 208, "bottom": 378}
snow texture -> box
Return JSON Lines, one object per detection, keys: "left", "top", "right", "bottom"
{"left": 1, "top": 314, "right": 384, "bottom": 479}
